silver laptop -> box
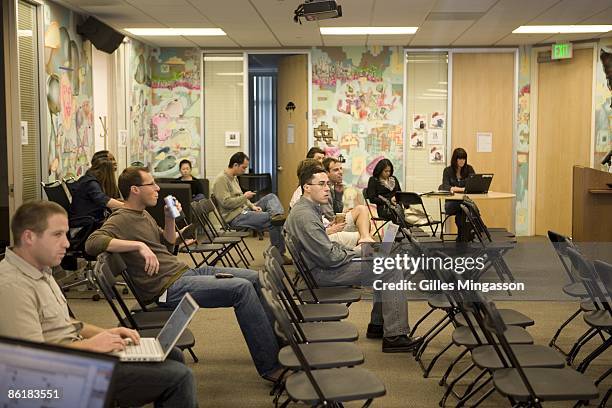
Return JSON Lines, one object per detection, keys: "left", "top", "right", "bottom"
{"left": 358, "top": 223, "right": 400, "bottom": 260}
{"left": 116, "top": 293, "right": 198, "bottom": 362}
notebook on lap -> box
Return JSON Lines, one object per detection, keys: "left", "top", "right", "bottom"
{"left": 116, "top": 293, "right": 198, "bottom": 362}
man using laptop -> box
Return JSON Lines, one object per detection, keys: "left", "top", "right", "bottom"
{"left": 86, "top": 166, "right": 283, "bottom": 382}
{"left": 0, "top": 201, "right": 197, "bottom": 407}
{"left": 285, "top": 166, "right": 421, "bottom": 352}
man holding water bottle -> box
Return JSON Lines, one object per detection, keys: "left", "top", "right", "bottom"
{"left": 86, "top": 166, "right": 284, "bottom": 382}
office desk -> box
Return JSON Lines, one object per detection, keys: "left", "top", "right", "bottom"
{"left": 423, "top": 191, "right": 516, "bottom": 233}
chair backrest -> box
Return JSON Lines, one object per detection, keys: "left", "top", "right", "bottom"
{"left": 395, "top": 192, "right": 422, "bottom": 207}
{"left": 104, "top": 252, "right": 153, "bottom": 311}
{"left": 41, "top": 181, "right": 71, "bottom": 212}
{"left": 566, "top": 248, "right": 611, "bottom": 312}
{"left": 547, "top": 230, "right": 578, "bottom": 283}
{"left": 283, "top": 232, "right": 319, "bottom": 290}
{"left": 261, "top": 287, "right": 327, "bottom": 401}
{"left": 93, "top": 254, "right": 138, "bottom": 328}
{"left": 190, "top": 200, "right": 219, "bottom": 242}
{"left": 264, "top": 248, "right": 308, "bottom": 303}
{"left": 593, "top": 260, "right": 612, "bottom": 300}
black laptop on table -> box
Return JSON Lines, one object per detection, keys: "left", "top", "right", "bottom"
{"left": 464, "top": 174, "right": 494, "bottom": 194}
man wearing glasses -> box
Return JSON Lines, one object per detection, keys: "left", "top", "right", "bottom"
{"left": 285, "top": 165, "right": 421, "bottom": 353}
{"left": 86, "top": 166, "right": 284, "bottom": 383}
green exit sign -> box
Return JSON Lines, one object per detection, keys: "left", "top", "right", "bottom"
{"left": 552, "top": 43, "right": 573, "bottom": 60}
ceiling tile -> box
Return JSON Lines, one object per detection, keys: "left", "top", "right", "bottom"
{"left": 432, "top": 0, "right": 498, "bottom": 13}
{"left": 581, "top": 6, "right": 612, "bottom": 24}
{"left": 410, "top": 20, "right": 474, "bottom": 46}
{"left": 370, "top": 0, "right": 433, "bottom": 25}
{"left": 367, "top": 35, "right": 413, "bottom": 46}
{"left": 322, "top": 36, "right": 368, "bottom": 46}
{"left": 494, "top": 33, "right": 555, "bottom": 45}
{"left": 528, "top": 0, "right": 611, "bottom": 24}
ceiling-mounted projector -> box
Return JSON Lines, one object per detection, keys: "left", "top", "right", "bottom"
{"left": 294, "top": 0, "right": 342, "bottom": 24}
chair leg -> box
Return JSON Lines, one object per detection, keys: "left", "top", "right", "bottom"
{"left": 595, "top": 366, "right": 612, "bottom": 385}
{"left": 423, "top": 340, "right": 455, "bottom": 378}
{"left": 187, "top": 347, "right": 199, "bottom": 363}
{"left": 598, "top": 388, "right": 611, "bottom": 408}
{"left": 438, "top": 347, "right": 467, "bottom": 386}
{"left": 549, "top": 307, "right": 581, "bottom": 355}
{"left": 576, "top": 334, "right": 612, "bottom": 373}
{"left": 415, "top": 314, "right": 453, "bottom": 364}
{"left": 439, "top": 363, "right": 476, "bottom": 407}
{"left": 409, "top": 307, "right": 436, "bottom": 338}
{"left": 456, "top": 374, "right": 492, "bottom": 407}
{"left": 567, "top": 327, "right": 597, "bottom": 364}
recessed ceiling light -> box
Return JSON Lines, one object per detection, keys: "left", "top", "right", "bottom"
{"left": 124, "top": 28, "right": 226, "bottom": 36}
{"left": 512, "top": 25, "right": 612, "bottom": 34}
{"left": 320, "top": 27, "right": 418, "bottom": 35}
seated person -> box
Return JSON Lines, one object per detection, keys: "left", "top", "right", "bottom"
{"left": 0, "top": 201, "right": 196, "bottom": 407}
{"left": 91, "top": 149, "right": 118, "bottom": 172}
{"left": 439, "top": 147, "right": 476, "bottom": 241}
{"left": 212, "top": 152, "right": 290, "bottom": 264}
{"left": 69, "top": 158, "right": 124, "bottom": 226}
{"left": 285, "top": 166, "right": 420, "bottom": 352}
{"left": 86, "top": 166, "right": 283, "bottom": 382}
{"left": 306, "top": 146, "right": 325, "bottom": 163}
{"left": 366, "top": 158, "right": 401, "bottom": 221}
{"left": 322, "top": 157, "right": 375, "bottom": 243}
{"left": 176, "top": 159, "right": 206, "bottom": 201}
{"left": 290, "top": 159, "right": 360, "bottom": 249}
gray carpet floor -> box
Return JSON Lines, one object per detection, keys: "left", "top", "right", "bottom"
{"left": 68, "top": 235, "right": 611, "bottom": 407}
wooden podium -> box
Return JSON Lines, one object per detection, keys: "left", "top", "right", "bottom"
{"left": 572, "top": 166, "right": 612, "bottom": 242}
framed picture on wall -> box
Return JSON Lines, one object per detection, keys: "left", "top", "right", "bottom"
{"left": 429, "top": 146, "right": 445, "bottom": 163}
{"left": 412, "top": 113, "right": 427, "bottom": 129}
{"left": 427, "top": 129, "right": 444, "bottom": 145}
{"left": 409, "top": 131, "right": 425, "bottom": 149}
{"left": 225, "top": 131, "right": 241, "bottom": 147}
{"left": 429, "top": 112, "right": 446, "bottom": 129}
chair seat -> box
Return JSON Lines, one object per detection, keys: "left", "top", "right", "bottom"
{"left": 297, "top": 303, "right": 349, "bottom": 322}
{"left": 218, "top": 230, "right": 251, "bottom": 238}
{"left": 455, "top": 309, "right": 534, "bottom": 328}
{"left": 123, "top": 310, "right": 174, "bottom": 330}
{"left": 472, "top": 344, "right": 565, "bottom": 370}
{"left": 178, "top": 243, "right": 224, "bottom": 253}
{"left": 563, "top": 282, "right": 588, "bottom": 298}
{"left": 279, "top": 342, "right": 364, "bottom": 369}
{"left": 138, "top": 328, "right": 195, "bottom": 349}
{"left": 580, "top": 300, "right": 596, "bottom": 311}
{"left": 285, "top": 367, "right": 386, "bottom": 404}
{"left": 212, "top": 236, "right": 241, "bottom": 244}
{"left": 299, "top": 287, "right": 362, "bottom": 304}
{"left": 298, "top": 321, "right": 359, "bottom": 342}
{"left": 453, "top": 325, "right": 533, "bottom": 348}
{"left": 584, "top": 310, "right": 612, "bottom": 329}
{"left": 427, "top": 293, "right": 452, "bottom": 309}
{"left": 493, "top": 367, "right": 598, "bottom": 402}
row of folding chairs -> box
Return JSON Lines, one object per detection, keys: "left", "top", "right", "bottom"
{"left": 173, "top": 197, "right": 255, "bottom": 269}
{"left": 261, "top": 249, "right": 386, "bottom": 407}
{"left": 92, "top": 251, "right": 199, "bottom": 362}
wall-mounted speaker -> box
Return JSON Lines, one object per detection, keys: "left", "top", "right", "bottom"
{"left": 77, "top": 17, "right": 124, "bottom": 54}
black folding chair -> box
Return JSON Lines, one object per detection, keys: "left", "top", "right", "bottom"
{"left": 93, "top": 253, "right": 198, "bottom": 362}
{"left": 263, "top": 287, "right": 386, "bottom": 408}
{"left": 362, "top": 188, "right": 390, "bottom": 241}
{"left": 395, "top": 191, "right": 442, "bottom": 236}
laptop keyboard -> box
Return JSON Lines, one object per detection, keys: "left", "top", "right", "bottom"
{"left": 124, "top": 338, "right": 157, "bottom": 356}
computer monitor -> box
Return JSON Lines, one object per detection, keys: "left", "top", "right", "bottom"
{"left": 464, "top": 174, "right": 494, "bottom": 194}
{"left": 0, "top": 336, "right": 117, "bottom": 408}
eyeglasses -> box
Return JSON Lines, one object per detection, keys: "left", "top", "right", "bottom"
{"left": 307, "top": 181, "right": 333, "bottom": 187}
{"left": 135, "top": 182, "right": 157, "bottom": 188}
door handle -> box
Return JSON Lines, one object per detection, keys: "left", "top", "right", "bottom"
{"left": 277, "top": 166, "right": 283, "bottom": 171}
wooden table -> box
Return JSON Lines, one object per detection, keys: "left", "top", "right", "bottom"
{"left": 423, "top": 191, "right": 516, "bottom": 233}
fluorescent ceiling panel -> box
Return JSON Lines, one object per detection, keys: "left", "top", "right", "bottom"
{"left": 320, "top": 27, "right": 418, "bottom": 35}
{"left": 513, "top": 25, "right": 612, "bottom": 33}
{"left": 124, "top": 28, "right": 226, "bottom": 36}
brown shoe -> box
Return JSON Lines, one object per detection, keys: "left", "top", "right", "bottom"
{"left": 271, "top": 214, "right": 286, "bottom": 226}
{"left": 282, "top": 255, "right": 293, "bottom": 265}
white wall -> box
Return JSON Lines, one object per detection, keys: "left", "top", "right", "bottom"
{"left": 92, "top": 46, "right": 110, "bottom": 153}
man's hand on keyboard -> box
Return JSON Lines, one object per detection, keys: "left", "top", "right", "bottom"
{"left": 108, "top": 327, "right": 140, "bottom": 345}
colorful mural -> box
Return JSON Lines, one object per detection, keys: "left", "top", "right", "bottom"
{"left": 595, "top": 39, "right": 612, "bottom": 166}
{"left": 312, "top": 46, "right": 404, "bottom": 208}
{"left": 516, "top": 46, "right": 531, "bottom": 236}
{"left": 43, "top": 2, "right": 94, "bottom": 181}
{"left": 148, "top": 48, "right": 202, "bottom": 178}
{"left": 128, "top": 40, "right": 153, "bottom": 167}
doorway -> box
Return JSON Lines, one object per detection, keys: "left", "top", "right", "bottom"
{"left": 247, "top": 53, "right": 308, "bottom": 209}
{"left": 534, "top": 47, "right": 593, "bottom": 236}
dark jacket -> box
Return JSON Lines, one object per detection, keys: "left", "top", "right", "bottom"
{"left": 365, "top": 176, "right": 401, "bottom": 221}
{"left": 176, "top": 177, "right": 205, "bottom": 199}
{"left": 68, "top": 173, "right": 110, "bottom": 222}
{"left": 439, "top": 164, "right": 476, "bottom": 190}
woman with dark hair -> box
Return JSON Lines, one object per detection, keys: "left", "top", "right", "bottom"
{"left": 69, "top": 158, "right": 124, "bottom": 225}
{"left": 440, "top": 147, "right": 476, "bottom": 241}
{"left": 366, "top": 158, "right": 401, "bottom": 221}
{"left": 91, "top": 150, "right": 118, "bottom": 171}
{"left": 177, "top": 159, "right": 205, "bottom": 201}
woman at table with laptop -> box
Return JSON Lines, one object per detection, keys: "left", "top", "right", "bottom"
{"left": 440, "top": 148, "right": 476, "bottom": 241}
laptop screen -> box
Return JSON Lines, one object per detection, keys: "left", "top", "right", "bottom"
{"left": 157, "top": 293, "right": 198, "bottom": 354}
{"left": 0, "top": 337, "right": 116, "bottom": 408}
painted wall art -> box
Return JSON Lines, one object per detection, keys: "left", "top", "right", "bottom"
{"left": 595, "top": 39, "right": 612, "bottom": 166}
{"left": 515, "top": 46, "right": 531, "bottom": 236}
{"left": 43, "top": 2, "right": 94, "bottom": 181}
{"left": 312, "top": 46, "right": 404, "bottom": 208}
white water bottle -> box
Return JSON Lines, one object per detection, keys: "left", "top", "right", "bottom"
{"left": 164, "top": 195, "right": 181, "bottom": 219}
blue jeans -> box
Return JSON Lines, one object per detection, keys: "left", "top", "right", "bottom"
{"left": 114, "top": 347, "right": 197, "bottom": 407}
{"left": 159, "top": 266, "right": 281, "bottom": 377}
{"left": 229, "top": 194, "right": 285, "bottom": 254}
